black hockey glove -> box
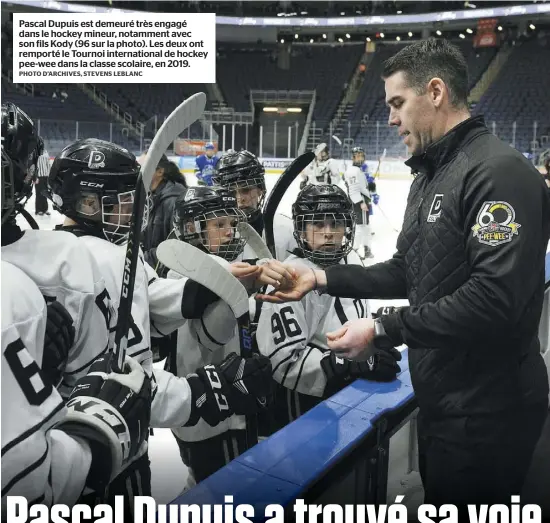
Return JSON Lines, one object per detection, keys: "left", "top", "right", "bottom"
{"left": 186, "top": 352, "right": 272, "bottom": 428}
{"left": 57, "top": 353, "right": 152, "bottom": 492}
{"left": 321, "top": 348, "right": 402, "bottom": 396}
{"left": 43, "top": 300, "right": 75, "bottom": 387}
{"left": 372, "top": 306, "right": 400, "bottom": 319}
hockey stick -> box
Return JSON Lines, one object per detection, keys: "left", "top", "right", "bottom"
{"left": 237, "top": 222, "right": 272, "bottom": 260}
{"left": 332, "top": 134, "right": 346, "bottom": 174}
{"left": 112, "top": 93, "right": 207, "bottom": 373}
{"left": 155, "top": 239, "right": 260, "bottom": 448}
{"left": 373, "top": 148, "right": 387, "bottom": 179}
{"left": 263, "top": 151, "right": 315, "bottom": 258}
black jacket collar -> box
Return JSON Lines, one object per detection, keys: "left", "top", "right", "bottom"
{"left": 405, "top": 115, "right": 489, "bottom": 177}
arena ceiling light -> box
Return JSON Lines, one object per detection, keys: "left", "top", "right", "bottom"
{"left": 466, "top": 28, "right": 473, "bottom": 33}
{"left": 280, "top": 38, "right": 285, "bottom": 43}
{"left": 436, "top": 30, "right": 442, "bottom": 36}
{"left": 263, "top": 107, "right": 278, "bottom": 112}
{"left": 459, "top": 33, "right": 466, "bottom": 38}
{"left": 295, "top": 33, "right": 299, "bottom": 39}
{"left": 310, "top": 38, "right": 314, "bottom": 43}
{"left": 322, "top": 33, "right": 327, "bottom": 39}
{"left": 498, "top": 26, "right": 503, "bottom": 31}
{"left": 346, "top": 33, "right": 351, "bottom": 38}
{"left": 366, "top": 37, "right": 371, "bottom": 42}
{"left": 338, "top": 37, "right": 344, "bottom": 43}
{"left": 396, "top": 36, "right": 401, "bottom": 41}
{"left": 287, "top": 108, "right": 302, "bottom": 113}
{"left": 408, "top": 32, "right": 413, "bottom": 37}
{"left": 529, "top": 24, "right": 536, "bottom": 30}
{"left": 380, "top": 32, "right": 385, "bottom": 38}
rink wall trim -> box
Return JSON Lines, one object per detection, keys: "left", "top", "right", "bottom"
{"left": 167, "top": 253, "right": 550, "bottom": 518}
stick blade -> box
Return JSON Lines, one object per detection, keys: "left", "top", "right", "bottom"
{"left": 156, "top": 239, "right": 249, "bottom": 318}
{"left": 140, "top": 92, "right": 207, "bottom": 190}
{"left": 237, "top": 223, "right": 272, "bottom": 260}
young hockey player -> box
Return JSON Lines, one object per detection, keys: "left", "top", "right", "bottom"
{"left": 1, "top": 260, "right": 153, "bottom": 509}
{"left": 300, "top": 143, "right": 344, "bottom": 189}
{"left": 47, "top": 138, "right": 157, "bottom": 513}
{"left": 165, "top": 185, "right": 292, "bottom": 485}
{"left": 342, "top": 147, "right": 379, "bottom": 259}
{"left": 254, "top": 184, "right": 401, "bottom": 431}
{"left": 1, "top": 103, "right": 111, "bottom": 399}
{"left": 214, "top": 149, "right": 298, "bottom": 261}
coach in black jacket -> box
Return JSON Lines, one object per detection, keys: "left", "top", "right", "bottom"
{"left": 258, "top": 39, "right": 550, "bottom": 509}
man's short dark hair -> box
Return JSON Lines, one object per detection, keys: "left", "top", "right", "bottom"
{"left": 382, "top": 38, "right": 469, "bottom": 108}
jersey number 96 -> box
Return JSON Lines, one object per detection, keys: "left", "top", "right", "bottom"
{"left": 271, "top": 307, "right": 302, "bottom": 345}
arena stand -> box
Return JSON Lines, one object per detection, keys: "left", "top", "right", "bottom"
{"left": 166, "top": 253, "right": 550, "bottom": 519}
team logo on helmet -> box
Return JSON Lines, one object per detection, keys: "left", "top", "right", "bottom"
{"left": 185, "top": 188, "right": 196, "bottom": 201}
{"left": 88, "top": 151, "right": 105, "bottom": 169}
{"left": 471, "top": 201, "right": 521, "bottom": 247}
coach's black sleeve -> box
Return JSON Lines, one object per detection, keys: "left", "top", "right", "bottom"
{"left": 381, "top": 154, "right": 549, "bottom": 349}
{"left": 324, "top": 250, "right": 407, "bottom": 299}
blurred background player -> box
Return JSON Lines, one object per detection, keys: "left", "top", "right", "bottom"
{"left": 141, "top": 153, "right": 187, "bottom": 269}
{"left": 165, "top": 185, "right": 290, "bottom": 486}
{"left": 255, "top": 184, "right": 401, "bottom": 432}
{"left": 300, "top": 143, "right": 343, "bottom": 190}
{"left": 194, "top": 142, "right": 219, "bottom": 186}
{"left": 343, "top": 146, "right": 379, "bottom": 259}
{"left": 214, "top": 149, "right": 297, "bottom": 261}
{"left": 34, "top": 137, "right": 50, "bottom": 216}
{"left": 1, "top": 260, "right": 152, "bottom": 509}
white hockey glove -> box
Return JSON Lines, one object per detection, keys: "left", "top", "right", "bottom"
{"left": 57, "top": 353, "right": 152, "bottom": 492}
{"left": 185, "top": 352, "right": 272, "bottom": 428}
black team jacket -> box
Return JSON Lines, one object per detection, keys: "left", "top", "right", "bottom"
{"left": 324, "top": 115, "right": 550, "bottom": 418}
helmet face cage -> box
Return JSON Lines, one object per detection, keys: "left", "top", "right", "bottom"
{"left": 294, "top": 211, "right": 355, "bottom": 267}
{"left": 176, "top": 207, "right": 247, "bottom": 262}
{"left": 70, "top": 186, "right": 135, "bottom": 245}
{"left": 215, "top": 157, "right": 266, "bottom": 221}
{"left": 102, "top": 190, "right": 135, "bottom": 245}
{"left": 226, "top": 176, "right": 266, "bottom": 220}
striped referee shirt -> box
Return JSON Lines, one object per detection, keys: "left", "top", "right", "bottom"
{"left": 36, "top": 150, "right": 50, "bottom": 178}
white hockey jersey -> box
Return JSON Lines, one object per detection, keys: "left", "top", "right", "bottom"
{"left": 167, "top": 255, "right": 255, "bottom": 442}
{"left": 76, "top": 235, "right": 152, "bottom": 377}
{"left": 343, "top": 164, "right": 371, "bottom": 205}
{"left": 2, "top": 230, "right": 111, "bottom": 398}
{"left": 255, "top": 250, "right": 370, "bottom": 398}
{"left": 1, "top": 261, "right": 92, "bottom": 510}
{"left": 303, "top": 157, "right": 345, "bottom": 187}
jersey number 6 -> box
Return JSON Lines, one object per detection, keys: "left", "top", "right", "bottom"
{"left": 271, "top": 306, "right": 303, "bottom": 344}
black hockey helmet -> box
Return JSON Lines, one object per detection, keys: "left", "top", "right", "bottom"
{"left": 213, "top": 150, "right": 266, "bottom": 222}
{"left": 48, "top": 138, "right": 140, "bottom": 244}
{"left": 292, "top": 183, "right": 355, "bottom": 266}
{"left": 173, "top": 185, "right": 247, "bottom": 261}
{"left": 1, "top": 102, "right": 43, "bottom": 224}
{"left": 351, "top": 146, "right": 365, "bottom": 166}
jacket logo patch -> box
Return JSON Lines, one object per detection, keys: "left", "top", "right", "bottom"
{"left": 471, "top": 201, "right": 521, "bottom": 246}
{"left": 427, "top": 194, "right": 444, "bottom": 222}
